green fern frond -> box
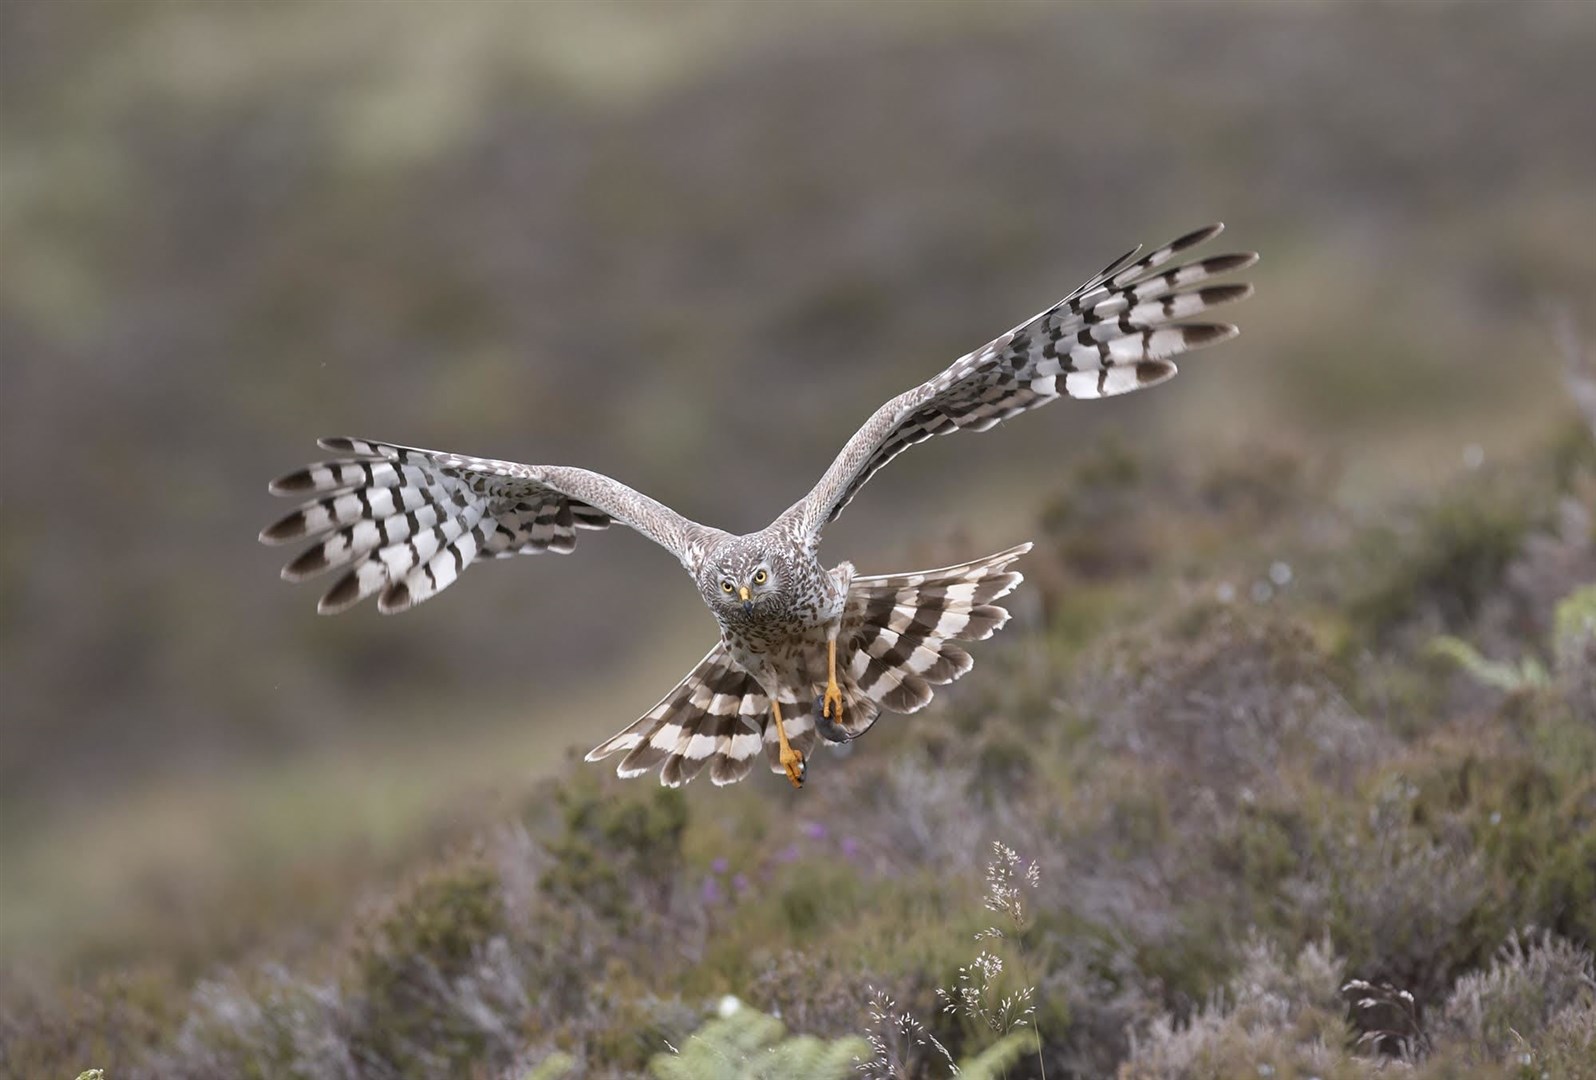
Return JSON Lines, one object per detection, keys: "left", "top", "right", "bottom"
{"left": 1427, "top": 635, "right": 1549, "bottom": 691}
{"left": 650, "top": 1007, "right": 869, "bottom": 1080}
{"left": 957, "top": 1028, "right": 1038, "bottom": 1078}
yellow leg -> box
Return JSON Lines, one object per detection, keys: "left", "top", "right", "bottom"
{"left": 772, "top": 700, "right": 804, "bottom": 788}
{"left": 822, "top": 638, "right": 844, "bottom": 725}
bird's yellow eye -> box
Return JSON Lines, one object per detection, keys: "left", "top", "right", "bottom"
{"left": 722, "top": 581, "right": 734, "bottom": 593}
{"left": 754, "top": 569, "right": 768, "bottom": 585}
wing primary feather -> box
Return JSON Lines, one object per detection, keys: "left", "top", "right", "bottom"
{"left": 260, "top": 437, "right": 719, "bottom": 614}
{"left": 794, "top": 226, "right": 1255, "bottom": 535}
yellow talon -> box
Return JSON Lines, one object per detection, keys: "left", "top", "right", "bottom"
{"left": 780, "top": 745, "right": 805, "bottom": 788}
{"left": 771, "top": 700, "right": 805, "bottom": 788}
{"left": 823, "top": 638, "right": 844, "bottom": 722}
{"left": 822, "top": 682, "right": 843, "bottom": 722}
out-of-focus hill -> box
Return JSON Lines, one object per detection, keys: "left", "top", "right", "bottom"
{"left": 3, "top": 0, "right": 1595, "bottom": 977}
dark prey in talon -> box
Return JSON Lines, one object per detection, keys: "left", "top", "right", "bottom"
{"left": 816, "top": 698, "right": 855, "bottom": 743}
{"left": 261, "top": 225, "right": 1254, "bottom": 790}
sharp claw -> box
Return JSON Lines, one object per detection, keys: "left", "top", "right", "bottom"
{"left": 782, "top": 748, "right": 806, "bottom": 788}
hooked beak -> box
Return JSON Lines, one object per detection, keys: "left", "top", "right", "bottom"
{"left": 739, "top": 585, "right": 752, "bottom": 614}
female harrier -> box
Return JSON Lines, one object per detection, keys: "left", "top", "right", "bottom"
{"left": 262, "top": 224, "right": 1255, "bottom": 788}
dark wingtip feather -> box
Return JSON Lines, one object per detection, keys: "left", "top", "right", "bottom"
{"left": 1209, "top": 251, "right": 1260, "bottom": 274}
{"left": 317, "top": 436, "right": 357, "bottom": 453}
{"left": 1171, "top": 223, "right": 1225, "bottom": 251}
{"left": 268, "top": 470, "right": 314, "bottom": 496}
{"left": 317, "top": 570, "right": 364, "bottom": 614}
{"left": 1178, "top": 323, "right": 1240, "bottom": 350}
{"left": 1136, "top": 359, "right": 1178, "bottom": 385}
{"left": 1199, "top": 282, "right": 1255, "bottom": 307}
{"left": 1096, "top": 243, "right": 1143, "bottom": 279}
{"left": 284, "top": 545, "right": 331, "bottom": 581}
{"left": 260, "top": 509, "right": 306, "bottom": 545}
{"left": 377, "top": 581, "right": 412, "bottom": 615}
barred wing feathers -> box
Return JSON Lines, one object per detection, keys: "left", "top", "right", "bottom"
{"left": 797, "top": 224, "right": 1256, "bottom": 536}
{"left": 261, "top": 437, "right": 706, "bottom": 615}
{"left": 835, "top": 543, "right": 1030, "bottom": 734}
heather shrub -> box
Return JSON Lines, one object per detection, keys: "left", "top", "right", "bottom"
{"left": 1348, "top": 483, "right": 1534, "bottom": 646}
{"left": 347, "top": 857, "right": 507, "bottom": 1077}
{"left": 1527, "top": 996, "right": 1596, "bottom": 1079}
{"left": 1530, "top": 813, "right": 1596, "bottom": 948}
{"left": 1035, "top": 438, "right": 1154, "bottom": 582}
{"left": 1439, "top": 929, "right": 1596, "bottom": 1064}
{"left": 1121, "top": 937, "right": 1363, "bottom": 1080}
{"left": 1034, "top": 441, "right": 1317, "bottom": 592}
{"left": 1077, "top": 605, "right": 1390, "bottom": 803}
{"left": 749, "top": 950, "right": 900, "bottom": 1041}
{"left": 1320, "top": 789, "right": 1495, "bottom": 1003}
{"left": 542, "top": 779, "right": 689, "bottom": 922}
{"left": 0, "top": 968, "right": 183, "bottom": 1080}
{"left": 155, "top": 968, "right": 355, "bottom": 1080}
{"left": 1364, "top": 692, "right": 1596, "bottom": 954}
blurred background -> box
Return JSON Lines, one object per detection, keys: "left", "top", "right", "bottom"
{"left": 3, "top": 0, "right": 1594, "bottom": 987}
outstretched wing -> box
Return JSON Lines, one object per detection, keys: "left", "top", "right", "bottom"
{"left": 791, "top": 224, "right": 1256, "bottom": 541}
{"left": 260, "top": 437, "right": 713, "bottom": 614}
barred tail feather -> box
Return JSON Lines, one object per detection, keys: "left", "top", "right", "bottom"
{"left": 585, "top": 646, "right": 852, "bottom": 786}
{"left": 838, "top": 543, "right": 1030, "bottom": 734}
{"left": 585, "top": 644, "right": 770, "bottom": 788}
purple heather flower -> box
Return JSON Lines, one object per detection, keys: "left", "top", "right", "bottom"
{"left": 711, "top": 857, "right": 729, "bottom": 875}
{"left": 840, "top": 836, "right": 860, "bottom": 859}
{"left": 776, "top": 843, "right": 801, "bottom": 864}
{"left": 733, "top": 873, "right": 750, "bottom": 894}
{"left": 701, "top": 876, "right": 723, "bottom": 904}
{"left": 801, "top": 821, "right": 828, "bottom": 841}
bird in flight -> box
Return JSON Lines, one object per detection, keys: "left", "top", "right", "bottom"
{"left": 262, "top": 224, "right": 1255, "bottom": 789}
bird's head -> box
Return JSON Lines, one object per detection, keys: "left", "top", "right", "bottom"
{"left": 701, "top": 542, "right": 782, "bottom": 617}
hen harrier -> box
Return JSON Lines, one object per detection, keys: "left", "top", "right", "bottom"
{"left": 262, "top": 224, "right": 1255, "bottom": 788}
